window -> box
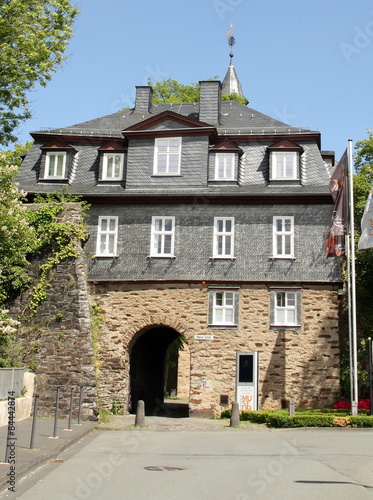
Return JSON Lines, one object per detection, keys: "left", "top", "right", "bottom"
{"left": 213, "top": 218, "right": 234, "bottom": 258}
{"left": 150, "top": 216, "right": 175, "bottom": 257}
{"left": 273, "top": 216, "right": 294, "bottom": 258}
{"left": 102, "top": 153, "right": 124, "bottom": 180}
{"left": 154, "top": 138, "right": 181, "bottom": 175}
{"left": 45, "top": 152, "right": 67, "bottom": 179}
{"left": 209, "top": 289, "right": 239, "bottom": 326}
{"left": 215, "top": 153, "right": 234, "bottom": 180}
{"left": 96, "top": 216, "right": 118, "bottom": 257}
{"left": 271, "top": 152, "right": 298, "bottom": 180}
{"left": 270, "top": 289, "right": 301, "bottom": 327}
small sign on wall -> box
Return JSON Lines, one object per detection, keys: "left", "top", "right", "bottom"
{"left": 202, "top": 379, "right": 212, "bottom": 389}
{"left": 195, "top": 334, "right": 214, "bottom": 340}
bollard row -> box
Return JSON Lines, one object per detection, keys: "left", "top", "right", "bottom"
{"left": 29, "top": 386, "right": 85, "bottom": 449}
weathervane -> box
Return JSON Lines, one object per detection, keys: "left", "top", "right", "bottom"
{"left": 226, "top": 22, "right": 235, "bottom": 64}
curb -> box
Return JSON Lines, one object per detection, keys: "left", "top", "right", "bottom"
{"left": 0, "top": 424, "right": 95, "bottom": 494}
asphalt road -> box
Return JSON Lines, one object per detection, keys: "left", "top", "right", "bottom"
{"left": 1, "top": 427, "right": 373, "bottom": 500}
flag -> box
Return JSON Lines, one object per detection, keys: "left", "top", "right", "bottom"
{"left": 326, "top": 149, "right": 349, "bottom": 257}
{"left": 358, "top": 189, "right": 373, "bottom": 249}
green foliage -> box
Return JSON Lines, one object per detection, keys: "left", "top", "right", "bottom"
{"left": 0, "top": 0, "right": 79, "bottom": 145}
{"left": 111, "top": 401, "right": 122, "bottom": 415}
{"left": 220, "top": 409, "right": 373, "bottom": 427}
{"left": 148, "top": 78, "right": 200, "bottom": 104}
{"left": 0, "top": 310, "right": 20, "bottom": 367}
{"left": 221, "top": 92, "right": 249, "bottom": 105}
{"left": 148, "top": 78, "right": 248, "bottom": 105}
{"left": 350, "top": 415, "right": 373, "bottom": 427}
{"left": 337, "top": 132, "right": 373, "bottom": 399}
{"left": 24, "top": 196, "right": 88, "bottom": 318}
{"left": 0, "top": 142, "right": 33, "bottom": 166}
{"left": 0, "top": 152, "right": 88, "bottom": 364}
{"left": 0, "top": 158, "right": 37, "bottom": 304}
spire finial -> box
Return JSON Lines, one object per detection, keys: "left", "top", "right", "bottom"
{"left": 226, "top": 22, "right": 235, "bottom": 64}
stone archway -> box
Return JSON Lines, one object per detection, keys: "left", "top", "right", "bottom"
{"left": 129, "top": 325, "right": 189, "bottom": 416}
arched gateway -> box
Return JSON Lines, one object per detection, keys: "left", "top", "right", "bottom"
{"left": 129, "top": 325, "right": 189, "bottom": 416}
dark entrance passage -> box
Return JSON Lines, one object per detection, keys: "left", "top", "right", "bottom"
{"left": 129, "top": 326, "right": 189, "bottom": 417}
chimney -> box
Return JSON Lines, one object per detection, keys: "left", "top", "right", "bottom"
{"left": 199, "top": 80, "right": 222, "bottom": 124}
{"left": 133, "top": 86, "right": 153, "bottom": 113}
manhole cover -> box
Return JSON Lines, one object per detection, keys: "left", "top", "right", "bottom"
{"left": 144, "top": 466, "right": 185, "bottom": 471}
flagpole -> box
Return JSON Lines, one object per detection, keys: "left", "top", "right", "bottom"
{"left": 346, "top": 233, "right": 353, "bottom": 401}
{"left": 348, "top": 139, "right": 358, "bottom": 416}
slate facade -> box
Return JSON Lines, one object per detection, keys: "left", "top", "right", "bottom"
{"left": 18, "top": 79, "right": 342, "bottom": 416}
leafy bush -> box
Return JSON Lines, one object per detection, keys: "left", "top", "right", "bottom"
{"left": 220, "top": 409, "right": 373, "bottom": 428}
{"left": 350, "top": 415, "right": 373, "bottom": 428}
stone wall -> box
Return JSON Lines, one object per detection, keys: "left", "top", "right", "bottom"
{"left": 91, "top": 282, "right": 340, "bottom": 417}
{"left": 9, "top": 204, "right": 98, "bottom": 419}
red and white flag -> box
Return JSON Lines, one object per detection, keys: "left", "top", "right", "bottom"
{"left": 326, "top": 149, "right": 349, "bottom": 257}
{"left": 358, "top": 189, "right": 373, "bottom": 250}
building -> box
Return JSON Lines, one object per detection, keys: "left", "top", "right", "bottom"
{"left": 17, "top": 58, "right": 342, "bottom": 417}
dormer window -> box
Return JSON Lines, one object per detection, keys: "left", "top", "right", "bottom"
{"left": 98, "top": 141, "right": 126, "bottom": 183}
{"left": 209, "top": 139, "right": 241, "bottom": 183}
{"left": 45, "top": 152, "right": 67, "bottom": 179}
{"left": 271, "top": 152, "right": 298, "bottom": 180}
{"left": 102, "top": 153, "right": 124, "bottom": 180}
{"left": 215, "top": 153, "right": 234, "bottom": 180}
{"left": 39, "top": 139, "right": 76, "bottom": 182}
{"left": 268, "top": 139, "right": 303, "bottom": 183}
{"left": 154, "top": 138, "right": 181, "bottom": 175}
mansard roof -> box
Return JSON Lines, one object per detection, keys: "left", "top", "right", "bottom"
{"left": 18, "top": 80, "right": 331, "bottom": 200}
{"left": 31, "top": 101, "right": 316, "bottom": 142}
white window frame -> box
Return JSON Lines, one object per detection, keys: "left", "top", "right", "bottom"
{"left": 215, "top": 153, "right": 235, "bottom": 180}
{"left": 274, "top": 291, "right": 297, "bottom": 326}
{"left": 213, "top": 217, "right": 235, "bottom": 258}
{"left": 96, "top": 216, "right": 118, "bottom": 257}
{"left": 45, "top": 151, "right": 67, "bottom": 179}
{"left": 271, "top": 151, "right": 298, "bottom": 180}
{"left": 150, "top": 216, "right": 175, "bottom": 257}
{"left": 211, "top": 290, "right": 236, "bottom": 326}
{"left": 273, "top": 216, "right": 294, "bottom": 258}
{"left": 102, "top": 153, "right": 124, "bottom": 180}
{"left": 153, "top": 138, "right": 182, "bottom": 175}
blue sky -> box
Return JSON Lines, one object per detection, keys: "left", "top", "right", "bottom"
{"left": 14, "top": 0, "right": 373, "bottom": 160}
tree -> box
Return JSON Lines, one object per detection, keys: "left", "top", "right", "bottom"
{"left": 148, "top": 78, "right": 248, "bottom": 105}
{"left": 354, "top": 132, "right": 373, "bottom": 338}
{"left": 149, "top": 78, "right": 200, "bottom": 104}
{"left": 339, "top": 132, "right": 373, "bottom": 399}
{"left": 353, "top": 132, "right": 373, "bottom": 399}
{"left": 0, "top": 0, "right": 79, "bottom": 145}
{"left": 0, "top": 151, "right": 37, "bottom": 304}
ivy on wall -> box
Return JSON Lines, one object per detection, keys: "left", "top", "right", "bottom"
{"left": 0, "top": 159, "right": 89, "bottom": 365}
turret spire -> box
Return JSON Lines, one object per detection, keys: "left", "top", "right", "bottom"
{"left": 222, "top": 23, "right": 248, "bottom": 103}
{"left": 227, "top": 22, "right": 235, "bottom": 65}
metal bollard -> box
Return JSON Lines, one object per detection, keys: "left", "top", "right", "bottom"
{"left": 289, "top": 400, "right": 295, "bottom": 416}
{"left": 230, "top": 402, "right": 240, "bottom": 427}
{"left": 29, "top": 395, "right": 39, "bottom": 449}
{"left": 52, "top": 387, "right": 60, "bottom": 438}
{"left": 67, "top": 388, "right": 74, "bottom": 430}
{"left": 77, "top": 386, "right": 83, "bottom": 425}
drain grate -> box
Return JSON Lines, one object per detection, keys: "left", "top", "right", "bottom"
{"left": 144, "top": 466, "right": 185, "bottom": 472}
